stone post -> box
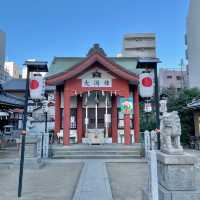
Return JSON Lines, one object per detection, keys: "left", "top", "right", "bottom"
{"left": 17, "top": 135, "right": 44, "bottom": 168}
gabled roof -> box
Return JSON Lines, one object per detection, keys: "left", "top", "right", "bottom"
{"left": 46, "top": 51, "right": 140, "bottom": 85}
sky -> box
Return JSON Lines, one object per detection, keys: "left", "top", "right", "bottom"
{"left": 0, "top": 0, "right": 189, "bottom": 70}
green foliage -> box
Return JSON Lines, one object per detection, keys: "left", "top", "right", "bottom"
{"left": 166, "top": 87, "right": 200, "bottom": 144}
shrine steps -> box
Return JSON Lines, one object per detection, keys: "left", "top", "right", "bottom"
{"left": 50, "top": 144, "right": 142, "bottom": 159}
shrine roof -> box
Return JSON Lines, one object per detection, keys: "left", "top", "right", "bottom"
{"left": 46, "top": 56, "right": 140, "bottom": 78}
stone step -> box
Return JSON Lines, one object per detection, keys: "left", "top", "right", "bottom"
{"left": 52, "top": 150, "right": 140, "bottom": 156}
{"left": 50, "top": 145, "right": 142, "bottom": 151}
{"left": 52, "top": 154, "right": 141, "bottom": 159}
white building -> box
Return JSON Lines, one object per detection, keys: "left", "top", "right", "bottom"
{"left": 4, "top": 61, "right": 20, "bottom": 79}
{"left": 186, "top": 0, "right": 200, "bottom": 88}
{"left": 0, "top": 30, "right": 5, "bottom": 68}
{"left": 159, "top": 68, "right": 187, "bottom": 93}
{"left": 0, "top": 31, "right": 10, "bottom": 83}
{"left": 121, "top": 33, "right": 156, "bottom": 58}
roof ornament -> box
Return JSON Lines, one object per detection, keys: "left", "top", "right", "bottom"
{"left": 87, "top": 43, "right": 107, "bottom": 57}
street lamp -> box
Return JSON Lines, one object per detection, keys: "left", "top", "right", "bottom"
{"left": 137, "top": 58, "right": 161, "bottom": 149}
{"left": 18, "top": 60, "right": 48, "bottom": 198}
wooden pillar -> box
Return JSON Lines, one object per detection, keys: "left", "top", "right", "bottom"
{"left": 77, "top": 95, "right": 83, "bottom": 144}
{"left": 124, "top": 114, "right": 131, "bottom": 144}
{"left": 63, "top": 82, "right": 71, "bottom": 145}
{"left": 112, "top": 95, "right": 118, "bottom": 143}
{"left": 54, "top": 86, "right": 61, "bottom": 135}
{"left": 134, "top": 86, "right": 140, "bottom": 143}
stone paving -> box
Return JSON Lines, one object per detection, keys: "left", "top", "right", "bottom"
{"left": 1, "top": 148, "right": 200, "bottom": 200}
{"left": 73, "top": 160, "right": 113, "bottom": 200}
{"left": 0, "top": 163, "right": 83, "bottom": 200}
{"left": 107, "top": 162, "right": 148, "bottom": 200}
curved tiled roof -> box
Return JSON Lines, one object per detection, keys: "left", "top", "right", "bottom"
{"left": 0, "top": 92, "right": 24, "bottom": 107}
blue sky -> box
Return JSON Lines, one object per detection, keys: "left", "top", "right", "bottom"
{"left": 0, "top": 0, "right": 189, "bottom": 70}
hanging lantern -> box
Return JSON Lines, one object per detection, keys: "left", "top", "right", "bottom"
{"left": 29, "top": 73, "right": 45, "bottom": 99}
{"left": 139, "top": 72, "right": 154, "bottom": 98}
{"left": 144, "top": 102, "right": 152, "bottom": 113}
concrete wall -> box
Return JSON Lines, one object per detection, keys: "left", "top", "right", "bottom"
{"left": 159, "top": 68, "right": 187, "bottom": 92}
{"left": 122, "top": 33, "right": 156, "bottom": 58}
{"left": 186, "top": 0, "right": 200, "bottom": 88}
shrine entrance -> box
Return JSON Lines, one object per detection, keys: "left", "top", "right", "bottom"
{"left": 82, "top": 91, "right": 112, "bottom": 144}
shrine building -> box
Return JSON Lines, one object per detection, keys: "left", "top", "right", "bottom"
{"left": 46, "top": 44, "right": 142, "bottom": 145}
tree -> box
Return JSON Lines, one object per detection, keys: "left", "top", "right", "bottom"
{"left": 166, "top": 87, "right": 200, "bottom": 144}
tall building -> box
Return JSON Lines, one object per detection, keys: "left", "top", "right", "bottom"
{"left": 186, "top": 0, "right": 200, "bottom": 88}
{"left": 159, "top": 68, "right": 187, "bottom": 93}
{"left": 4, "top": 61, "right": 20, "bottom": 79}
{"left": 0, "top": 30, "right": 10, "bottom": 83}
{"left": 121, "top": 33, "right": 156, "bottom": 58}
{"left": 0, "top": 30, "right": 5, "bottom": 68}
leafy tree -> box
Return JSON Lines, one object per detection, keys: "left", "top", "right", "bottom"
{"left": 165, "top": 87, "right": 200, "bottom": 144}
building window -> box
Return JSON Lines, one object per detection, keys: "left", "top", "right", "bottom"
{"left": 176, "top": 76, "right": 182, "bottom": 80}
{"left": 167, "top": 75, "right": 172, "bottom": 79}
{"left": 177, "top": 88, "right": 181, "bottom": 92}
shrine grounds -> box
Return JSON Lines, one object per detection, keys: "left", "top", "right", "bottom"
{"left": 0, "top": 150, "right": 200, "bottom": 200}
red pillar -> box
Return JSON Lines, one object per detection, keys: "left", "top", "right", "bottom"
{"left": 134, "top": 86, "right": 140, "bottom": 143}
{"left": 77, "top": 95, "right": 83, "bottom": 144}
{"left": 63, "top": 82, "right": 71, "bottom": 145}
{"left": 54, "top": 87, "right": 61, "bottom": 135}
{"left": 112, "top": 95, "right": 118, "bottom": 143}
{"left": 124, "top": 114, "right": 131, "bottom": 144}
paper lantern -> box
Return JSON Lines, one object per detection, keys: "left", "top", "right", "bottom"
{"left": 139, "top": 72, "right": 154, "bottom": 98}
{"left": 29, "top": 74, "right": 45, "bottom": 99}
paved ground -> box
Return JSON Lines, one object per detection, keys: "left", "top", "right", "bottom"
{"left": 107, "top": 162, "right": 148, "bottom": 200}
{"left": 73, "top": 160, "right": 112, "bottom": 200}
{"left": 1, "top": 148, "right": 200, "bottom": 200}
{"left": 0, "top": 163, "right": 83, "bottom": 200}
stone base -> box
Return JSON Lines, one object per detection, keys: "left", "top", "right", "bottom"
{"left": 142, "top": 188, "right": 151, "bottom": 200}
{"left": 157, "top": 152, "right": 197, "bottom": 191}
{"left": 159, "top": 184, "right": 200, "bottom": 200}
{"left": 161, "top": 147, "right": 183, "bottom": 155}
{"left": 14, "top": 157, "right": 45, "bottom": 169}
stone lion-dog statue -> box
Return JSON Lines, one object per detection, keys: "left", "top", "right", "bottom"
{"left": 160, "top": 111, "right": 183, "bottom": 155}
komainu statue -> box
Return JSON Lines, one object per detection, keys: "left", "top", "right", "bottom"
{"left": 160, "top": 111, "right": 183, "bottom": 154}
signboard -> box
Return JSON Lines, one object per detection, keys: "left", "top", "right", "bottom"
{"left": 139, "top": 72, "right": 154, "bottom": 98}
{"left": 120, "top": 97, "right": 133, "bottom": 114}
{"left": 82, "top": 79, "right": 112, "bottom": 87}
{"left": 29, "top": 74, "right": 45, "bottom": 99}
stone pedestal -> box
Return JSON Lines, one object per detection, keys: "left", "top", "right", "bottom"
{"left": 16, "top": 135, "right": 44, "bottom": 168}
{"left": 157, "top": 152, "right": 200, "bottom": 200}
